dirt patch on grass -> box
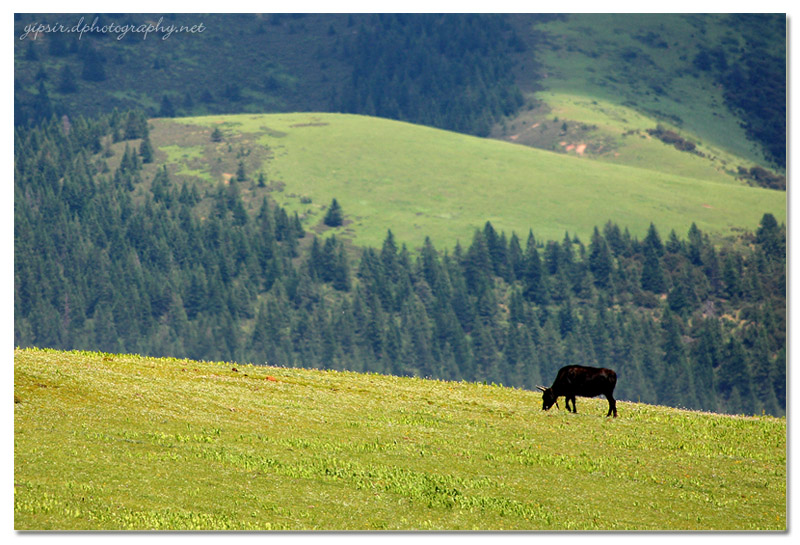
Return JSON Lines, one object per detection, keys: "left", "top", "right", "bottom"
{"left": 491, "top": 103, "right": 617, "bottom": 157}
{"left": 289, "top": 122, "right": 330, "bottom": 128}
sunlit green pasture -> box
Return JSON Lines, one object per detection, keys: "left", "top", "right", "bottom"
{"left": 150, "top": 113, "right": 785, "bottom": 251}
{"left": 531, "top": 13, "right": 770, "bottom": 166}
{"left": 15, "top": 348, "right": 786, "bottom": 530}
{"left": 535, "top": 91, "right": 754, "bottom": 184}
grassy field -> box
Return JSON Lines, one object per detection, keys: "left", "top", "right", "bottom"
{"left": 145, "top": 112, "right": 785, "bottom": 251}
{"left": 508, "top": 13, "right": 780, "bottom": 169}
{"left": 14, "top": 348, "right": 786, "bottom": 531}
{"left": 500, "top": 91, "right": 757, "bottom": 185}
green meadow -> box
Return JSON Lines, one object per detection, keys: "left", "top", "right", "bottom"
{"left": 15, "top": 348, "right": 786, "bottom": 531}
{"left": 148, "top": 112, "right": 784, "bottom": 250}
{"left": 529, "top": 13, "right": 776, "bottom": 166}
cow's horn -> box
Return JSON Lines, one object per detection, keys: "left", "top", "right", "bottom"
{"left": 536, "top": 385, "right": 547, "bottom": 392}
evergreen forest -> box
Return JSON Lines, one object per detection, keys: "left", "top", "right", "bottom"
{"left": 14, "top": 113, "right": 786, "bottom": 416}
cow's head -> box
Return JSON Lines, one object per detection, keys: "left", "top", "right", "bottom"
{"left": 537, "top": 386, "right": 559, "bottom": 411}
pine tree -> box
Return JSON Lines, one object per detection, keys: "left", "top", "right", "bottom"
{"left": 159, "top": 95, "right": 176, "bottom": 118}
{"left": 658, "top": 309, "right": 695, "bottom": 408}
{"left": 380, "top": 230, "right": 399, "bottom": 281}
{"left": 643, "top": 222, "right": 664, "bottom": 256}
{"left": 755, "top": 212, "right": 784, "bottom": 261}
{"left": 324, "top": 198, "right": 344, "bottom": 227}
{"left": 81, "top": 47, "right": 106, "bottom": 82}
{"left": 665, "top": 230, "right": 683, "bottom": 254}
{"left": 522, "top": 234, "right": 548, "bottom": 305}
{"left": 687, "top": 223, "right": 704, "bottom": 266}
{"left": 419, "top": 237, "right": 442, "bottom": 290}
{"left": 749, "top": 326, "right": 781, "bottom": 415}
{"left": 506, "top": 232, "right": 524, "bottom": 281}
{"left": 32, "top": 80, "right": 54, "bottom": 123}
{"left": 483, "top": 221, "right": 507, "bottom": 278}
{"left": 717, "top": 337, "right": 757, "bottom": 415}
{"left": 236, "top": 159, "right": 247, "bottom": 182}
{"left": 557, "top": 297, "right": 576, "bottom": 337}
{"left": 28, "top": 42, "right": 44, "bottom": 65}
{"left": 722, "top": 253, "right": 743, "bottom": 300}
{"left": 588, "top": 227, "right": 613, "bottom": 289}
{"left": 124, "top": 111, "right": 149, "bottom": 140}
{"left": 57, "top": 65, "right": 78, "bottom": 93}
{"left": 690, "top": 317, "right": 723, "bottom": 411}
{"left": 139, "top": 134, "right": 154, "bottom": 164}
{"left": 463, "top": 229, "right": 492, "bottom": 294}
{"left": 641, "top": 246, "right": 667, "bottom": 293}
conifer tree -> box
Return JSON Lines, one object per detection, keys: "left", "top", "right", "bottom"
{"left": 641, "top": 246, "right": 667, "bottom": 293}
{"left": 589, "top": 227, "right": 613, "bottom": 289}
{"left": 687, "top": 223, "right": 705, "bottom": 266}
{"left": 32, "top": 80, "right": 54, "bottom": 122}
{"left": 522, "top": 243, "right": 548, "bottom": 305}
{"left": 81, "top": 47, "right": 106, "bottom": 82}
{"left": 755, "top": 212, "right": 784, "bottom": 261}
{"left": 57, "top": 65, "right": 78, "bottom": 94}
{"left": 506, "top": 232, "right": 524, "bottom": 281}
{"left": 380, "top": 230, "right": 399, "bottom": 281}
{"left": 159, "top": 95, "right": 176, "bottom": 118}
{"left": 483, "top": 221, "right": 507, "bottom": 277}
{"left": 643, "top": 222, "right": 664, "bottom": 256}
{"left": 718, "top": 337, "right": 757, "bottom": 414}
{"left": 463, "top": 229, "right": 492, "bottom": 294}
{"left": 139, "top": 134, "right": 154, "bottom": 163}
{"left": 323, "top": 198, "right": 343, "bottom": 227}
{"left": 659, "top": 309, "right": 695, "bottom": 408}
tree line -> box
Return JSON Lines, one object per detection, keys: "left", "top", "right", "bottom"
{"left": 15, "top": 113, "right": 786, "bottom": 416}
{"left": 15, "top": 13, "right": 526, "bottom": 140}
{"left": 692, "top": 13, "right": 785, "bottom": 169}
{"left": 334, "top": 13, "right": 525, "bottom": 137}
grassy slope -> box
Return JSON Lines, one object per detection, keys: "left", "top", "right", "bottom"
{"left": 150, "top": 112, "right": 785, "bottom": 250}
{"left": 15, "top": 348, "right": 786, "bottom": 531}
{"left": 501, "top": 14, "right": 779, "bottom": 172}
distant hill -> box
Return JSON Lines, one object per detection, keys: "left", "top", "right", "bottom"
{"left": 499, "top": 13, "right": 786, "bottom": 169}
{"left": 14, "top": 13, "right": 785, "bottom": 172}
{"left": 150, "top": 112, "right": 785, "bottom": 250}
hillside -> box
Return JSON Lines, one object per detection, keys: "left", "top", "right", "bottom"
{"left": 150, "top": 112, "right": 785, "bottom": 250}
{"left": 13, "top": 13, "right": 787, "bottom": 421}
{"left": 15, "top": 13, "right": 785, "bottom": 174}
{"left": 14, "top": 111, "right": 787, "bottom": 417}
{"left": 14, "top": 348, "right": 787, "bottom": 531}
{"left": 499, "top": 13, "right": 786, "bottom": 170}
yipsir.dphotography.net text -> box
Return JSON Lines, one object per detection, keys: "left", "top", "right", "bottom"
{"left": 19, "top": 15, "right": 206, "bottom": 41}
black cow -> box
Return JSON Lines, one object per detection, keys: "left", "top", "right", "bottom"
{"left": 537, "top": 365, "right": 617, "bottom": 417}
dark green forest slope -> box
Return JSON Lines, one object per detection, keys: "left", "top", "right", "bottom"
{"left": 14, "top": 13, "right": 522, "bottom": 139}
{"left": 14, "top": 114, "right": 786, "bottom": 416}
{"left": 14, "top": 13, "right": 785, "bottom": 169}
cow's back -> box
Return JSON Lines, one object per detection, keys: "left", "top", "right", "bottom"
{"left": 554, "top": 365, "right": 616, "bottom": 397}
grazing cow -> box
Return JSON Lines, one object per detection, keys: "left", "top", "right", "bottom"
{"left": 538, "top": 365, "right": 617, "bottom": 417}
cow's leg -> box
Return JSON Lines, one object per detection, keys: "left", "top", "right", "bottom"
{"left": 569, "top": 396, "right": 577, "bottom": 413}
{"left": 606, "top": 394, "right": 617, "bottom": 417}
